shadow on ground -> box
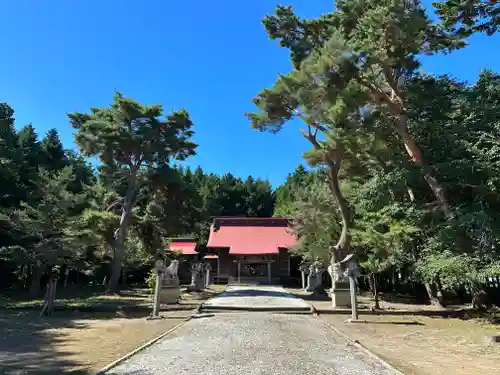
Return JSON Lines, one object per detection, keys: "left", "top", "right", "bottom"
{"left": 357, "top": 320, "right": 425, "bottom": 326}
{"left": 0, "top": 308, "right": 187, "bottom": 375}
{"left": 0, "top": 310, "right": 93, "bottom": 374}
{"left": 292, "top": 292, "right": 330, "bottom": 301}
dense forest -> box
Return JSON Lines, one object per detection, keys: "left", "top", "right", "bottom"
{"left": 0, "top": 96, "right": 275, "bottom": 294}
{"left": 2, "top": 0, "right": 500, "bottom": 308}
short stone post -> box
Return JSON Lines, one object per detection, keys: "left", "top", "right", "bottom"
{"left": 195, "top": 263, "right": 205, "bottom": 290}
{"left": 299, "top": 264, "right": 307, "bottom": 291}
{"left": 315, "top": 267, "right": 323, "bottom": 288}
{"left": 152, "top": 259, "right": 164, "bottom": 317}
{"left": 189, "top": 262, "right": 198, "bottom": 288}
{"left": 306, "top": 264, "right": 315, "bottom": 292}
{"left": 205, "top": 262, "right": 212, "bottom": 288}
{"left": 345, "top": 256, "right": 360, "bottom": 321}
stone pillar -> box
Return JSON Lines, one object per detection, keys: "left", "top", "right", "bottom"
{"left": 315, "top": 268, "right": 322, "bottom": 288}
{"left": 301, "top": 271, "right": 306, "bottom": 291}
{"left": 196, "top": 263, "right": 205, "bottom": 290}
{"left": 237, "top": 260, "right": 241, "bottom": 284}
{"left": 189, "top": 263, "right": 197, "bottom": 288}
{"left": 267, "top": 260, "right": 272, "bottom": 285}
{"left": 306, "top": 264, "right": 315, "bottom": 292}
{"left": 205, "top": 263, "right": 212, "bottom": 287}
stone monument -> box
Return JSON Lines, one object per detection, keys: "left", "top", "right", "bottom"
{"left": 328, "top": 251, "right": 351, "bottom": 308}
{"left": 158, "top": 259, "right": 181, "bottom": 304}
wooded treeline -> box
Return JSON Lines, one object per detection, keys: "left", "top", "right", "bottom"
{"left": 2, "top": 0, "right": 500, "bottom": 309}
{"left": 249, "top": 0, "right": 500, "bottom": 307}
{"left": 0, "top": 95, "right": 274, "bottom": 294}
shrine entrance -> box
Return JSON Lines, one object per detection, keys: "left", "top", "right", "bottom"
{"left": 241, "top": 262, "right": 267, "bottom": 278}
{"left": 232, "top": 255, "right": 274, "bottom": 285}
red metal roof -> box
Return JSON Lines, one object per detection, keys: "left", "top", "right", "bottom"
{"left": 169, "top": 240, "right": 197, "bottom": 255}
{"left": 207, "top": 217, "right": 297, "bottom": 255}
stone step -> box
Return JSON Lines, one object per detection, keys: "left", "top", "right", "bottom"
{"left": 199, "top": 304, "right": 314, "bottom": 314}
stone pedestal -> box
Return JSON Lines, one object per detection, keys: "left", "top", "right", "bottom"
{"left": 315, "top": 272, "right": 322, "bottom": 288}
{"left": 331, "top": 280, "right": 351, "bottom": 308}
{"left": 159, "top": 285, "right": 181, "bottom": 304}
{"left": 159, "top": 276, "right": 180, "bottom": 304}
{"left": 196, "top": 271, "right": 205, "bottom": 290}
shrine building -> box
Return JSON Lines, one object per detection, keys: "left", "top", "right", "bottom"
{"left": 208, "top": 217, "right": 300, "bottom": 284}
{"left": 168, "top": 217, "right": 301, "bottom": 285}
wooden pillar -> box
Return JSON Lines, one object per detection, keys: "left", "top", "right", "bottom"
{"left": 217, "top": 249, "right": 220, "bottom": 283}
{"left": 287, "top": 253, "right": 291, "bottom": 277}
{"left": 237, "top": 258, "right": 241, "bottom": 284}
{"left": 267, "top": 258, "right": 272, "bottom": 285}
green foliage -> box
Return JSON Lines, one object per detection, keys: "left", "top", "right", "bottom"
{"left": 257, "top": 2, "right": 500, "bottom": 304}
{"left": 145, "top": 268, "right": 156, "bottom": 290}
{"left": 434, "top": 0, "right": 500, "bottom": 36}
{"left": 0, "top": 97, "right": 276, "bottom": 291}
{"left": 2, "top": 167, "right": 86, "bottom": 267}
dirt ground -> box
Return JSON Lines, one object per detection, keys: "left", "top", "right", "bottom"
{"left": 0, "top": 285, "right": 226, "bottom": 375}
{"left": 0, "top": 309, "right": 189, "bottom": 375}
{"left": 322, "top": 314, "right": 500, "bottom": 375}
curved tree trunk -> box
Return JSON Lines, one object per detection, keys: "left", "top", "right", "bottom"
{"left": 424, "top": 281, "right": 445, "bottom": 307}
{"left": 396, "top": 124, "right": 453, "bottom": 218}
{"left": 325, "top": 155, "right": 351, "bottom": 263}
{"left": 108, "top": 167, "right": 138, "bottom": 291}
{"left": 299, "top": 120, "right": 351, "bottom": 268}
{"left": 373, "top": 75, "right": 453, "bottom": 218}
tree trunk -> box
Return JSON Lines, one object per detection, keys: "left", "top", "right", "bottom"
{"left": 372, "top": 274, "right": 381, "bottom": 310}
{"left": 424, "top": 281, "right": 445, "bottom": 307}
{"left": 107, "top": 167, "right": 138, "bottom": 291}
{"left": 121, "top": 268, "right": 128, "bottom": 286}
{"left": 393, "top": 113, "right": 453, "bottom": 218}
{"left": 63, "top": 267, "right": 70, "bottom": 287}
{"left": 368, "top": 273, "right": 381, "bottom": 309}
{"left": 325, "top": 155, "right": 351, "bottom": 262}
{"left": 30, "top": 264, "right": 45, "bottom": 296}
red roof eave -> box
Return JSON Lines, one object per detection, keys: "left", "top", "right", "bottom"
{"left": 169, "top": 241, "right": 197, "bottom": 255}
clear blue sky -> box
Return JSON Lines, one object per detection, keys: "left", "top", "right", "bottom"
{"left": 2, "top": 1, "right": 499, "bottom": 187}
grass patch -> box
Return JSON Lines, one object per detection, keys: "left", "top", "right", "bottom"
{"left": 0, "top": 284, "right": 227, "bottom": 310}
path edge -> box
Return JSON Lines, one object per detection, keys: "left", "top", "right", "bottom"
{"left": 91, "top": 316, "right": 192, "bottom": 375}
{"left": 315, "top": 311, "right": 406, "bottom": 375}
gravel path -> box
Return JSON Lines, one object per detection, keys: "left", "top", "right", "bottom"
{"left": 106, "top": 313, "right": 398, "bottom": 375}
{"left": 202, "top": 285, "right": 310, "bottom": 309}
